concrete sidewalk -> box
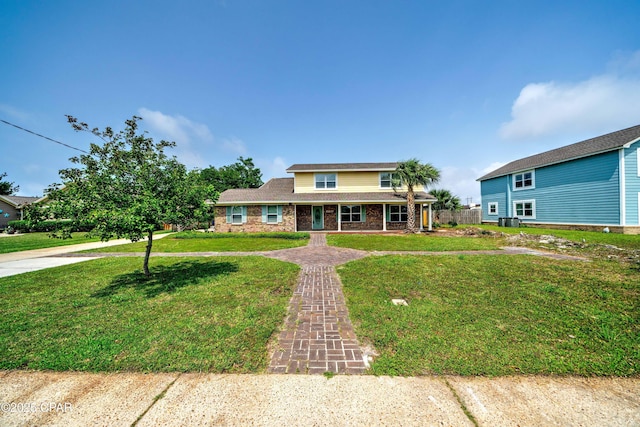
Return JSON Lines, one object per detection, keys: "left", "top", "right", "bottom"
{"left": 0, "top": 371, "right": 638, "bottom": 426}
{"left": 0, "top": 234, "right": 172, "bottom": 278}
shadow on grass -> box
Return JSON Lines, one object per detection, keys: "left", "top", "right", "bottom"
{"left": 92, "top": 260, "right": 239, "bottom": 298}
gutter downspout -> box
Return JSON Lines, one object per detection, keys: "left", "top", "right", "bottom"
{"left": 619, "top": 149, "right": 626, "bottom": 226}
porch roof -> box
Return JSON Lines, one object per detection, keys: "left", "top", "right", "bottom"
{"left": 217, "top": 178, "right": 435, "bottom": 205}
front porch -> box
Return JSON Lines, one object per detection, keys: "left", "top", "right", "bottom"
{"left": 295, "top": 203, "right": 433, "bottom": 232}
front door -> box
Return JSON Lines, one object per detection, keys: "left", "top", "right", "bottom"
{"left": 312, "top": 205, "right": 324, "bottom": 230}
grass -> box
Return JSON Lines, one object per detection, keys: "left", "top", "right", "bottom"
{"left": 89, "top": 231, "right": 310, "bottom": 253}
{"left": 0, "top": 232, "right": 102, "bottom": 254}
{"left": 327, "top": 233, "right": 503, "bottom": 251}
{"left": 0, "top": 256, "right": 299, "bottom": 372}
{"left": 338, "top": 255, "right": 639, "bottom": 376}
{"left": 476, "top": 224, "right": 640, "bottom": 250}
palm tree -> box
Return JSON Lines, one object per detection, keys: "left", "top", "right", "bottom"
{"left": 431, "top": 189, "right": 462, "bottom": 211}
{"left": 430, "top": 188, "right": 462, "bottom": 224}
{"left": 393, "top": 159, "right": 440, "bottom": 232}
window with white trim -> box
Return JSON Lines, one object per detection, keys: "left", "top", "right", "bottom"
{"left": 513, "top": 200, "right": 535, "bottom": 219}
{"left": 388, "top": 205, "right": 408, "bottom": 222}
{"left": 315, "top": 173, "right": 336, "bottom": 189}
{"left": 341, "top": 205, "right": 363, "bottom": 222}
{"left": 231, "top": 206, "right": 244, "bottom": 224}
{"left": 513, "top": 170, "right": 535, "bottom": 190}
{"left": 266, "top": 205, "right": 278, "bottom": 223}
{"left": 488, "top": 202, "right": 498, "bottom": 215}
{"left": 380, "top": 172, "right": 399, "bottom": 188}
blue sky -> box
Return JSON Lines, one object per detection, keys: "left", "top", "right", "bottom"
{"left": 2, "top": 1, "right": 640, "bottom": 204}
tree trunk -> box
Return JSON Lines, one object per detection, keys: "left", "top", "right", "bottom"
{"left": 143, "top": 230, "right": 153, "bottom": 276}
{"left": 406, "top": 187, "right": 416, "bottom": 233}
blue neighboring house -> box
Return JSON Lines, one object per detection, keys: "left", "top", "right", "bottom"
{"left": 478, "top": 124, "right": 640, "bottom": 234}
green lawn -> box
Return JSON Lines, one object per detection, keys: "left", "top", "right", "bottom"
{"left": 0, "top": 256, "right": 299, "bottom": 372}
{"left": 476, "top": 224, "right": 640, "bottom": 250}
{"left": 0, "top": 232, "right": 102, "bottom": 254}
{"left": 89, "top": 231, "right": 310, "bottom": 253}
{"left": 327, "top": 233, "right": 503, "bottom": 251}
{"left": 339, "top": 255, "right": 639, "bottom": 376}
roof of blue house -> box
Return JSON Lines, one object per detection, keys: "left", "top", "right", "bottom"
{"left": 478, "top": 124, "right": 640, "bottom": 181}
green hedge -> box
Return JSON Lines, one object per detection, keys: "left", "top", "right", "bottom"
{"left": 7, "top": 220, "right": 95, "bottom": 233}
{"left": 173, "top": 231, "right": 310, "bottom": 240}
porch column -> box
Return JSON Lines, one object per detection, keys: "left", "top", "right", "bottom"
{"left": 419, "top": 204, "right": 424, "bottom": 231}
{"left": 428, "top": 203, "right": 433, "bottom": 231}
{"left": 338, "top": 203, "right": 342, "bottom": 232}
{"left": 383, "top": 203, "right": 387, "bottom": 231}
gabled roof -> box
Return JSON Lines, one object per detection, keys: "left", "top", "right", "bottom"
{"left": 286, "top": 162, "right": 398, "bottom": 173}
{"left": 0, "top": 195, "right": 41, "bottom": 208}
{"left": 478, "top": 124, "right": 640, "bottom": 181}
{"left": 217, "top": 178, "right": 435, "bottom": 205}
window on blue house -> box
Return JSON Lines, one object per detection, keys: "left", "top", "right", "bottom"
{"left": 513, "top": 200, "right": 535, "bottom": 218}
{"left": 488, "top": 202, "right": 498, "bottom": 215}
{"left": 514, "top": 171, "right": 534, "bottom": 190}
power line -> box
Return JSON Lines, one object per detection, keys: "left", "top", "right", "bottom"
{"left": 0, "top": 119, "right": 89, "bottom": 154}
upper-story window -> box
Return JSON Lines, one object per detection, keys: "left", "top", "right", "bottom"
{"left": 380, "top": 172, "right": 399, "bottom": 188}
{"left": 513, "top": 170, "right": 534, "bottom": 190}
{"left": 315, "top": 173, "right": 336, "bottom": 189}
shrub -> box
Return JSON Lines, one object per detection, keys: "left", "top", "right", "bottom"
{"left": 6, "top": 219, "right": 95, "bottom": 233}
{"left": 7, "top": 220, "right": 30, "bottom": 232}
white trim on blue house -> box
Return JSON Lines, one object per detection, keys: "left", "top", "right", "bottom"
{"left": 620, "top": 149, "right": 626, "bottom": 226}
{"left": 513, "top": 199, "right": 536, "bottom": 219}
{"left": 512, "top": 170, "right": 535, "bottom": 191}
{"left": 488, "top": 202, "right": 498, "bottom": 215}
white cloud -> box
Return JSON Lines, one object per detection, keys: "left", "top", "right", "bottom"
{"left": 437, "top": 166, "right": 482, "bottom": 206}
{"left": 138, "top": 108, "right": 216, "bottom": 169}
{"left": 256, "top": 156, "right": 288, "bottom": 182}
{"left": 138, "top": 108, "right": 214, "bottom": 144}
{"left": 500, "top": 51, "right": 640, "bottom": 140}
{"left": 481, "top": 161, "right": 507, "bottom": 176}
{"left": 221, "top": 137, "right": 248, "bottom": 155}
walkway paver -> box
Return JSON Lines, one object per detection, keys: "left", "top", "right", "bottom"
{"left": 268, "top": 234, "right": 368, "bottom": 374}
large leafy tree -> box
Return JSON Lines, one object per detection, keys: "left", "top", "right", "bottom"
{"left": 0, "top": 172, "right": 19, "bottom": 195}
{"left": 393, "top": 159, "right": 440, "bottom": 233}
{"left": 200, "top": 156, "right": 263, "bottom": 193}
{"left": 47, "top": 115, "right": 217, "bottom": 276}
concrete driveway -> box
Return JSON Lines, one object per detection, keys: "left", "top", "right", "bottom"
{"left": 0, "top": 234, "right": 172, "bottom": 278}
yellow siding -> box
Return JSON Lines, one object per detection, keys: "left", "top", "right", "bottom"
{"left": 293, "top": 171, "right": 423, "bottom": 193}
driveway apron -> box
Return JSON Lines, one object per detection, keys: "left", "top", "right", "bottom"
{"left": 266, "top": 233, "right": 369, "bottom": 374}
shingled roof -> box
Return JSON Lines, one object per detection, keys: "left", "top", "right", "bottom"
{"left": 478, "top": 124, "right": 640, "bottom": 181}
{"left": 217, "top": 178, "right": 435, "bottom": 204}
{"left": 0, "top": 195, "right": 41, "bottom": 207}
{"left": 286, "top": 162, "right": 398, "bottom": 172}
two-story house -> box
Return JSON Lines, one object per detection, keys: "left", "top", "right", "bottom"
{"left": 478, "top": 124, "right": 640, "bottom": 234}
{"left": 214, "top": 162, "right": 437, "bottom": 232}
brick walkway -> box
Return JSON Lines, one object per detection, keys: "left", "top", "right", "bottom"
{"left": 268, "top": 234, "right": 368, "bottom": 374}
